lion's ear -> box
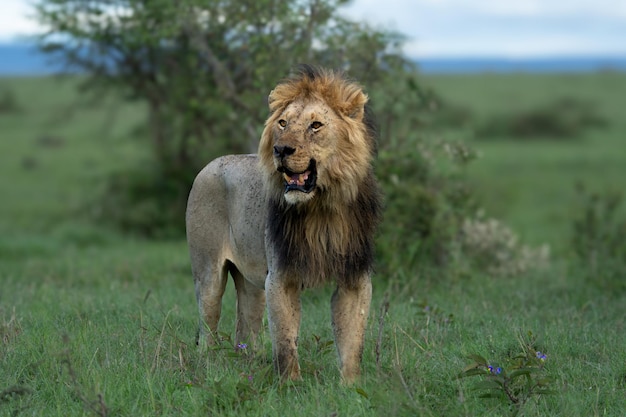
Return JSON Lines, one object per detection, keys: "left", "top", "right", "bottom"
{"left": 346, "top": 91, "right": 368, "bottom": 121}
{"left": 267, "top": 89, "right": 275, "bottom": 108}
{"left": 267, "top": 89, "right": 286, "bottom": 113}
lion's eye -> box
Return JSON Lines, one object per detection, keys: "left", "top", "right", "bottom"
{"left": 278, "top": 119, "right": 287, "bottom": 128}
{"left": 310, "top": 121, "right": 323, "bottom": 130}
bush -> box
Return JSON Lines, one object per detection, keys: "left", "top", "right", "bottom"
{"left": 458, "top": 331, "right": 556, "bottom": 413}
{"left": 0, "top": 88, "right": 21, "bottom": 114}
{"left": 476, "top": 97, "right": 607, "bottom": 140}
{"left": 376, "top": 132, "right": 551, "bottom": 280}
{"left": 459, "top": 215, "right": 550, "bottom": 277}
{"left": 375, "top": 139, "right": 479, "bottom": 277}
{"left": 96, "top": 163, "right": 195, "bottom": 238}
{"left": 571, "top": 184, "right": 626, "bottom": 291}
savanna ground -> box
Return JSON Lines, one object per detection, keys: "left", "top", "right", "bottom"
{"left": 1, "top": 72, "right": 625, "bottom": 416}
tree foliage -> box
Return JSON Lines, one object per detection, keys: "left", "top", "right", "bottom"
{"left": 36, "top": 0, "right": 409, "bottom": 169}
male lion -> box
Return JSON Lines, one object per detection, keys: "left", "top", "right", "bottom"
{"left": 186, "top": 65, "right": 382, "bottom": 383}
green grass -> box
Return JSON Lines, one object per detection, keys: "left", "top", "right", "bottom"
{"left": 1, "top": 73, "right": 626, "bottom": 416}
{"left": 0, "top": 76, "right": 146, "bottom": 235}
{"left": 423, "top": 72, "right": 626, "bottom": 250}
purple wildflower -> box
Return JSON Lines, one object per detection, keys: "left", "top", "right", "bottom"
{"left": 536, "top": 351, "right": 547, "bottom": 361}
{"left": 237, "top": 343, "right": 248, "bottom": 350}
{"left": 487, "top": 365, "right": 502, "bottom": 375}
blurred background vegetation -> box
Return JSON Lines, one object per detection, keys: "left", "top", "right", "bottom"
{"left": 0, "top": 0, "right": 618, "bottom": 284}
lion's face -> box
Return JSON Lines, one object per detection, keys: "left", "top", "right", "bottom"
{"left": 258, "top": 67, "right": 373, "bottom": 206}
{"left": 268, "top": 98, "right": 340, "bottom": 204}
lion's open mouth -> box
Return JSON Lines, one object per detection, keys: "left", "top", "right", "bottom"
{"left": 280, "top": 159, "right": 317, "bottom": 194}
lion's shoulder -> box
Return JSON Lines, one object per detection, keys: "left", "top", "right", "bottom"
{"left": 190, "top": 154, "right": 264, "bottom": 203}
{"left": 198, "top": 154, "right": 259, "bottom": 180}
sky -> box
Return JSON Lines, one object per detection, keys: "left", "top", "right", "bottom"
{"left": 1, "top": 0, "right": 625, "bottom": 58}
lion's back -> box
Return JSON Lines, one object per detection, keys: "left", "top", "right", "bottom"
{"left": 186, "top": 154, "right": 268, "bottom": 285}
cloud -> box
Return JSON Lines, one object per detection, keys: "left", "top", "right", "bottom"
{"left": 0, "top": 0, "right": 41, "bottom": 41}
{"left": 341, "top": 0, "right": 626, "bottom": 57}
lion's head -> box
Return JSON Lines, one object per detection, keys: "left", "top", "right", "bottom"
{"left": 258, "top": 65, "right": 381, "bottom": 289}
{"left": 259, "top": 65, "right": 376, "bottom": 206}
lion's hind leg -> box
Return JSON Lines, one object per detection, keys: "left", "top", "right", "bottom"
{"left": 194, "top": 261, "right": 228, "bottom": 348}
{"left": 331, "top": 277, "right": 372, "bottom": 384}
{"left": 232, "top": 267, "right": 266, "bottom": 350}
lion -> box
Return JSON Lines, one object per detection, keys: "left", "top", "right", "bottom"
{"left": 186, "top": 65, "right": 382, "bottom": 383}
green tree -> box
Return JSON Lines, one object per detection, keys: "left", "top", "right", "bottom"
{"left": 35, "top": 0, "right": 413, "bottom": 235}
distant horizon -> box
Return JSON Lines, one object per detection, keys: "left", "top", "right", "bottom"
{"left": 1, "top": 41, "right": 626, "bottom": 76}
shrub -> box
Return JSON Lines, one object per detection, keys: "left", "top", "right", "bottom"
{"left": 376, "top": 139, "right": 479, "bottom": 276}
{"left": 459, "top": 215, "right": 550, "bottom": 277}
{"left": 571, "top": 183, "right": 626, "bottom": 291}
{"left": 95, "top": 163, "right": 194, "bottom": 238}
{"left": 376, "top": 132, "right": 550, "bottom": 280}
{"left": 0, "top": 88, "right": 21, "bottom": 114}
{"left": 476, "top": 97, "right": 607, "bottom": 140}
{"left": 458, "top": 331, "right": 556, "bottom": 415}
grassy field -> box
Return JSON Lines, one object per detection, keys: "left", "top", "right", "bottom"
{"left": 1, "top": 73, "right": 625, "bottom": 416}
{"left": 425, "top": 72, "right": 626, "bottom": 250}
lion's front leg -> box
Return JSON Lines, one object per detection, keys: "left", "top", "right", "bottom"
{"left": 331, "top": 276, "right": 372, "bottom": 384}
{"left": 265, "top": 274, "right": 302, "bottom": 381}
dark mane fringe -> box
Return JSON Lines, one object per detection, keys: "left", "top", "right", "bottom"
{"left": 295, "top": 63, "right": 320, "bottom": 81}
{"left": 363, "top": 103, "right": 378, "bottom": 156}
{"left": 267, "top": 171, "right": 382, "bottom": 289}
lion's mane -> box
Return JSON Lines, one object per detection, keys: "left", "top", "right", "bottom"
{"left": 258, "top": 65, "right": 382, "bottom": 289}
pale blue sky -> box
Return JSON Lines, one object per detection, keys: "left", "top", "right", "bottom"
{"left": 2, "top": 0, "right": 625, "bottom": 58}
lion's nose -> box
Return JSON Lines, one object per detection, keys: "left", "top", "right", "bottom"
{"left": 273, "top": 145, "right": 296, "bottom": 158}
